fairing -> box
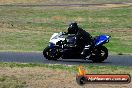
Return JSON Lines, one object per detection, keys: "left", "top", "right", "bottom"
{"left": 94, "top": 35, "right": 110, "bottom": 46}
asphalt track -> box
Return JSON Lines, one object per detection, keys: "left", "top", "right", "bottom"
{"left": 0, "top": 52, "right": 132, "bottom": 66}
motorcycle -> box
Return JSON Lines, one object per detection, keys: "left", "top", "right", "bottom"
{"left": 43, "top": 32, "right": 110, "bottom": 62}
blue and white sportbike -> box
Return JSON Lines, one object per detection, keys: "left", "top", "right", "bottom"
{"left": 43, "top": 32, "right": 110, "bottom": 62}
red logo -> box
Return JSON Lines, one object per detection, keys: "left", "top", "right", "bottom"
{"left": 76, "top": 66, "right": 131, "bottom": 85}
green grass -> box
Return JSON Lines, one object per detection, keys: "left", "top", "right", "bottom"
{"left": 0, "top": 62, "right": 132, "bottom": 88}
{"left": 0, "top": 75, "right": 27, "bottom": 88}
{"left": 0, "top": 5, "right": 132, "bottom": 54}
{"left": 0, "top": 0, "right": 132, "bottom": 4}
{"left": 0, "top": 62, "right": 132, "bottom": 74}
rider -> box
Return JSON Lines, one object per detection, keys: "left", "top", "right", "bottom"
{"left": 65, "top": 22, "right": 93, "bottom": 57}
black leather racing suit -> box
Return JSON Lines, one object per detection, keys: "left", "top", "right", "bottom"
{"left": 63, "top": 28, "right": 93, "bottom": 58}
{"left": 73, "top": 27, "right": 93, "bottom": 53}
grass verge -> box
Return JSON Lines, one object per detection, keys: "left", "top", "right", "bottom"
{"left": 0, "top": 4, "right": 132, "bottom": 54}
{"left": 0, "top": 62, "right": 132, "bottom": 74}
{"left": 0, "top": 0, "right": 132, "bottom": 4}
{"left": 0, "top": 62, "right": 132, "bottom": 88}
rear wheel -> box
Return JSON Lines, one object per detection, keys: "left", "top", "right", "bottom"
{"left": 43, "top": 46, "right": 61, "bottom": 60}
{"left": 89, "top": 46, "right": 108, "bottom": 63}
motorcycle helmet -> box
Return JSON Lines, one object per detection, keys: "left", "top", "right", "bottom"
{"left": 68, "top": 22, "right": 78, "bottom": 34}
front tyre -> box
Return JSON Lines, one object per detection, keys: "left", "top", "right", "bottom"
{"left": 90, "top": 46, "right": 108, "bottom": 63}
{"left": 43, "top": 46, "right": 61, "bottom": 60}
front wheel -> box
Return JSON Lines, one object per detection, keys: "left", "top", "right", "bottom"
{"left": 89, "top": 46, "right": 108, "bottom": 63}
{"left": 43, "top": 46, "right": 61, "bottom": 60}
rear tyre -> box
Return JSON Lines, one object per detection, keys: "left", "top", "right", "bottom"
{"left": 43, "top": 46, "right": 61, "bottom": 60}
{"left": 89, "top": 46, "right": 108, "bottom": 63}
